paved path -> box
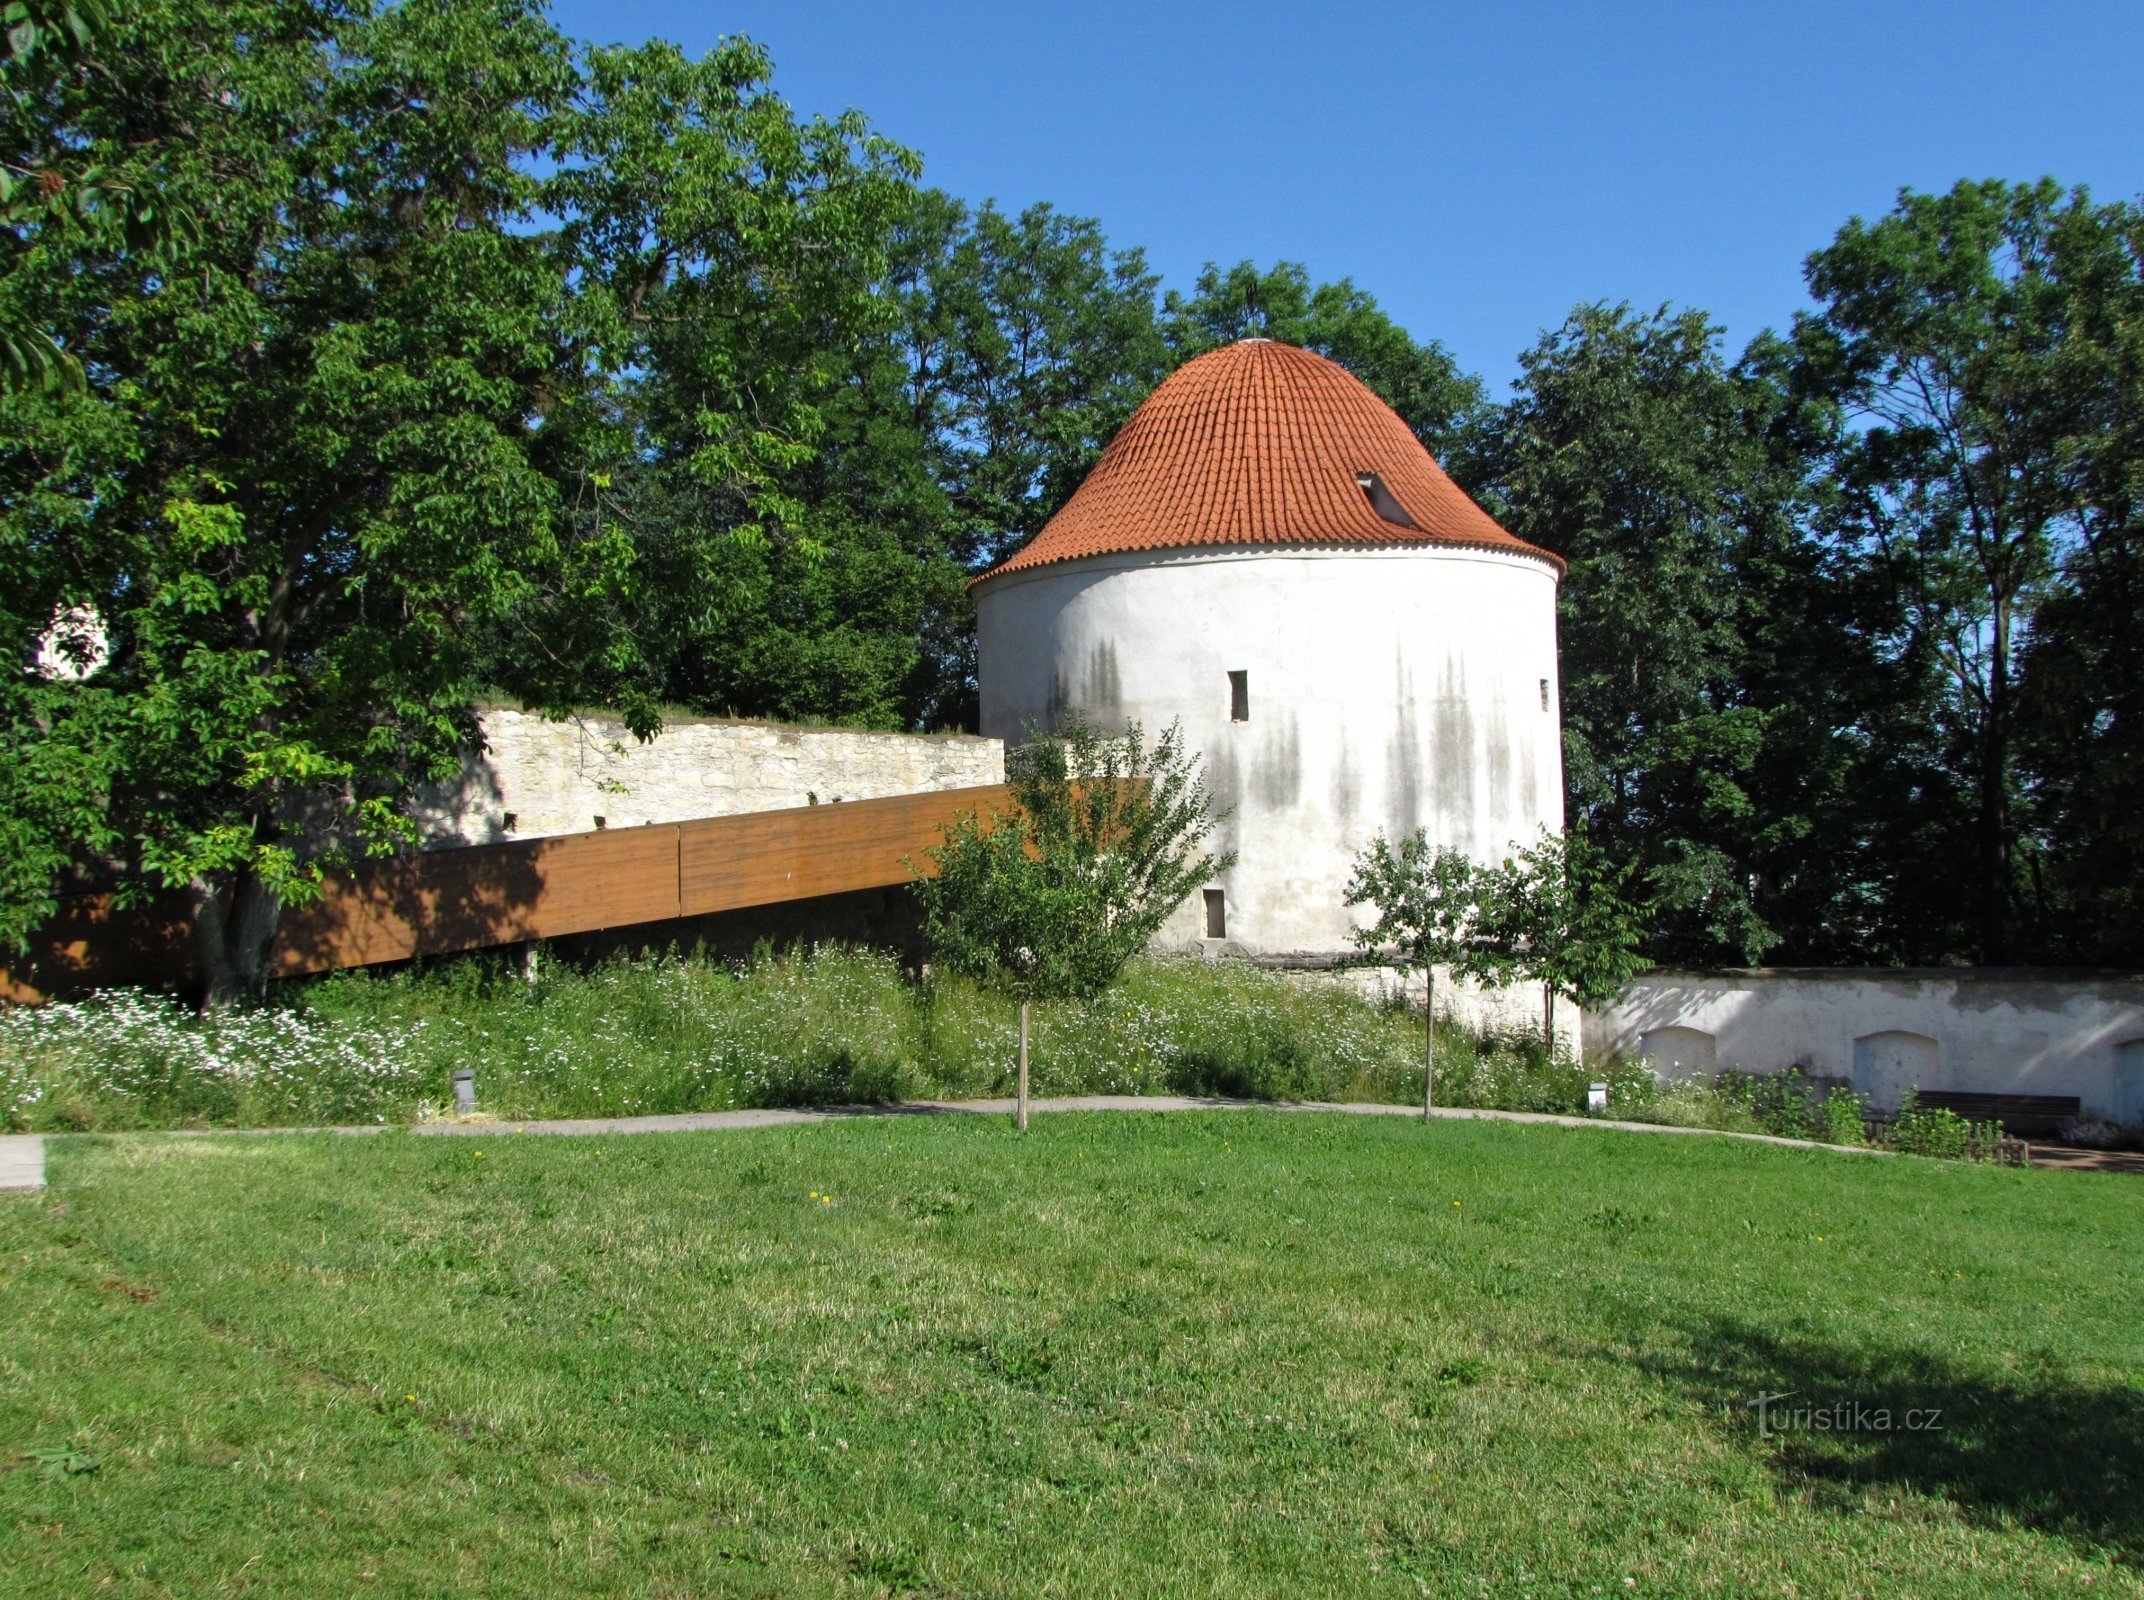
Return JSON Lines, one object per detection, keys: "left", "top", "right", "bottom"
{"left": 0, "top": 1135, "right": 44, "bottom": 1191}
{"left": 11, "top": 1099, "right": 1906, "bottom": 1169}
{"left": 401, "top": 1095, "right": 1891, "bottom": 1157}
{"left": 36, "top": 1099, "right": 2138, "bottom": 1173}
{"left": 2027, "top": 1142, "right": 2144, "bottom": 1176}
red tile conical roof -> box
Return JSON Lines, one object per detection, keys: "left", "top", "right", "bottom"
{"left": 973, "top": 339, "right": 1559, "bottom": 586}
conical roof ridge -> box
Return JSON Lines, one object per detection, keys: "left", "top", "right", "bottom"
{"left": 974, "top": 340, "right": 1559, "bottom": 585}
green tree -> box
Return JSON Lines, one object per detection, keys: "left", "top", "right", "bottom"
{"left": 507, "top": 34, "right": 922, "bottom": 735}
{"left": 2019, "top": 548, "right": 2144, "bottom": 965}
{"left": 1477, "top": 304, "right": 1847, "bottom": 964}
{"left": 1476, "top": 827, "right": 1650, "bottom": 1056}
{"left": 822, "top": 194, "right": 1170, "bottom": 726}
{"left": 912, "top": 721, "right": 1230, "bottom": 1128}
{"left": 0, "top": 0, "right": 587, "bottom": 998}
{"left": 0, "top": 6, "right": 922, "bottom": 998}
{"left": 586, "top": 189, "right": 1171, "bottom": 732}
{"left": 2011, "top": 195, "right": 2144, "bottom": 964}
{"left": 1790, "top": 179, "right": 2127, "bottom": 963}
{"left": 0, "top": 0, "right": 145, "bottom": 392}
{"left": 1344, "top": 832, "right": 1483, "bottom": 1113}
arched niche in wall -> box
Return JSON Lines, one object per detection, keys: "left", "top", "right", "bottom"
{"left": 1639, "top": 1025, "right": 1718, "bottom": 1084}
{"left": 2117, "top": 1039, "right": 2144, "bottom": 1127}
{"left": 1852, "top": 1030, "right": 1939, "bottom": 1112}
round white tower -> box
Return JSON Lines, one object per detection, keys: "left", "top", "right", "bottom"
{"left": 971, "top": 339, "right": 1565, "bottom": 960}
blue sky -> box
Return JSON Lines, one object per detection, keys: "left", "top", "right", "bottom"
{"left": 545, "top": 0, "right": 2144, "bottom": 392}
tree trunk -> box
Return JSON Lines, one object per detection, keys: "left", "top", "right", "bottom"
{"left": 1016, "top": 998, "right": 1030, "bottom": 1133}
{"left": 1544, "top": 982, "right": 1556, "bottom": 1059}
{"left": 1978, "top": 596, "right": 2013, "bottom": 964}
{"left": 1423, "top": 967, "right": 1435, "bottom": 1117}
{"left": 189, "top": 871, "right": 281, "bottom": 1009}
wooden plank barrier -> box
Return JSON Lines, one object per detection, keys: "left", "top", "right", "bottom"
{"left": 0, "top": 784, "right": 1012, "bottom": 1003}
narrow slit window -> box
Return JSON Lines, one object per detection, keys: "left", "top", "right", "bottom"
{"left": 1229, "top": 670, "right": 1249, "bottom": 722}
{"left": 1204, "top": 889, "right": 1227, "bottom": 939}
{"left": 1540, "top": 678, "right": 1551, "bottom": 711}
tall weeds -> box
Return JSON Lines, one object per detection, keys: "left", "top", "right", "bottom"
{"left": 0, "top": 945, "right": 1916, "bottom": 1149}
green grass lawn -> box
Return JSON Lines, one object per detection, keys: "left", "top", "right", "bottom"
{"left": 3, "top": 1114, "right": 2139, "bottom": 1597}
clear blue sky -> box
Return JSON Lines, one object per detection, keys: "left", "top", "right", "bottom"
{"left": 545, "top": 0, "right": 2144, "bottom": 392}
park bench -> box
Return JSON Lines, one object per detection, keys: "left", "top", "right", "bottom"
{"left": 1910, "top": 1091, "right": 2081, "bottom": 1139}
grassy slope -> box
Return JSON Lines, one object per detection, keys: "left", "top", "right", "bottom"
{"left": 1, "top": 1114, "right": 2139, "bottom": 1598}
{"left": 4, "top": 951, "right": 1678, "bottom": 1133}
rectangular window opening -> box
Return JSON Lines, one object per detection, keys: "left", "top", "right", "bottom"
{"left": 1204, "top": 888, "right": 1227, "bottom": 939}
{"left": 1228, "top": 670, "right": 1249, "bottom": 722}
{"left": 1539, "top": 677, "right": 1551, "bottom": 712}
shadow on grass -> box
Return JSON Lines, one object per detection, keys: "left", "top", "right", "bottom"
{"left": 1642, "top": 1313, "right": 2144, "bottom": 1565}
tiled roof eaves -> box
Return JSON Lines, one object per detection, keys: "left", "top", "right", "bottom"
{"left": 969, "top": 532, "right": 1565, "bottom": 591}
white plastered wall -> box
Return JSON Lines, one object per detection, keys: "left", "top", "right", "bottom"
{"left": 1586, "top": 969, "right": 2144, "bottom": 1119}
{"left": 976, "top": 543, "right": 1569, "bottom": 1043}
{"left": 414, "top": 710, "right": 1005, "bottom": 846}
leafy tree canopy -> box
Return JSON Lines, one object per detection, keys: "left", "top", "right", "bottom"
{"left": 1476, "top": 303, "right": 1832, "bottom": 964}
{"left": 0, "top": 1, "right": 915, "bottom": 994}
{"left": 912, "top": 721, "right": 1231, "bottom": 1004}
{"left": 1790, "top": 179, "right": 2144, "bottom": 963}
{"left": 1475, "top": 827, "right": 1652, "bottom": 1050}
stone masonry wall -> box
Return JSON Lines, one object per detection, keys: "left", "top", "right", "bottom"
{"left": 416, "top": 708, "right": 1005, "bottom": 846}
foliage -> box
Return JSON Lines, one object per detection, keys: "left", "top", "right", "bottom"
{"left": 510, "top": 35, "right": 923, "bottom": 734}
{"left": 1791, "top": 179, "right": 2144, "bottom": 963}
{"left": 795, "top": 192, "right": 1173, "bottom": 728}
{"left": 0, "top": 0, "right": 585, "bottom": 995}
{"left": 5, "top": 940, "right": 1958, "bottom": 1157}
{"left": 1343, "top": 830, "right": 1484, "bottom": 982}
{"left": 1342, "top": 829, "right": 1487, "bottom": 1108}
{"left": 0, "top": 5, "right": 921, "bottom": 997}
{"left": 1474, "top": 825, "right": 1652, "bottom": 1047}
{"left": 0, "top": 0, "right": 190, "bottom": 393}
{"left": 0, "top": 986, "right": 431, "bottom": 1129}
{"left": 2010, "top": 195, "right": 2144, "bottom": 965}
{"left": 1473, "top": 303, "right": 1905, "bottom": 965}
{"left": 0, "top": 949, "right": 1584, "bottom": 1129}
{"left": 912, "top": 721, "right": 1229, "bottom": 1003}
{"left": 1713, "top": 1066, "right": 1823, "bottom": 1141}
{"left": 1824, "top": 1084, "right": 1868, "bottom": 1147}
{"left": 1884, "top": 1092, "right": 2008, "bottom": 1162}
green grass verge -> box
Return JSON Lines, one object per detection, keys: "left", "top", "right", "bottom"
{"left": 2, "top": 1114, "right": 2138, "bottom": 1596}
{"left": 6, "top": 947, "right": 1778, "bottom": 1136}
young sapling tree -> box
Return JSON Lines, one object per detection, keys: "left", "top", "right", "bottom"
{"left": 1477, "top": 825, "right": 1652, "bottom": 1057}
{"left": 1343, "top": 831, "right": 1484, "bottom": 1115}
{"left": 911, "top": 719, "right": 1232, "bottom": 1129}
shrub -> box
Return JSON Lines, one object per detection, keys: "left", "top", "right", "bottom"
{"left": 1823, "top": 1085, "right": 1868, "bottom": 1147}
{"left": 1884, "top": 1093, "right": 2007, "bottom": 1161}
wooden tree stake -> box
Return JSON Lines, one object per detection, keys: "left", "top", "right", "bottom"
{"left": 1017, "top": 998, "right": 1030, "bottom": 1133}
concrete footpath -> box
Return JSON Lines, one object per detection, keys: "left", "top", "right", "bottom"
{"left": 4, "top": 1099, "right": 1898, "bottom": 1192}
{"left": 0, "top": 1135, "right": 44, "bottom": 1191}
{"left": 401, "top": 1095, "right": 1891, "bottom": 1157}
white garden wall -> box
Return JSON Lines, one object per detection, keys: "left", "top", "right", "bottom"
{"left": 1587, "top": 968, "right": 2144, "bottom": 1119}
{"left": 416, "top": 709, "right": 1004, "bottom": 846}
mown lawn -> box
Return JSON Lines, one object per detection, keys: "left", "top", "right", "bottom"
{"left": 2, "top": 1113, "right": 2139, "bottom": 1597}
